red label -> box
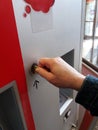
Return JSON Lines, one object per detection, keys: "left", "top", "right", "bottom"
{"left": 24, "top": 0, "right": 55, "bottom": 13}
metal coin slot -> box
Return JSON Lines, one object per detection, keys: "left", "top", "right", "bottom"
{"left": 64, "top": 109, "right": 71, "bottom": 122}
{"left": 31, "top": 63, "right": 38, "bottom": 74}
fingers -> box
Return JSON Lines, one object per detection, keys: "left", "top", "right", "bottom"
{"left": 38, "top": 58, "right": 52, "bottom": 68}
{"left": 35, "top": 66, "right": 53, "bottom": 81}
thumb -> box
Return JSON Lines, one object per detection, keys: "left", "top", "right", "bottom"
{"left": 35, "top": 66, "right": 53, "bottom": 81}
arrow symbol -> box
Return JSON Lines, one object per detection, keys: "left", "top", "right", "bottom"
{"left": 33, "top": 80, "right": 39, "bottom": 89}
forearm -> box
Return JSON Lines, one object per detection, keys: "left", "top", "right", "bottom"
{"left": 36, "top": 57, "right": 98, "bottom": 116}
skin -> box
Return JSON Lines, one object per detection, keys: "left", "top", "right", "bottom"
{"left": 35, "top": 57, "right": 85, "bottom": 91}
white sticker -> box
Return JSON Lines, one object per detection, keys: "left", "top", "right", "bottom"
{"left": 30, "top": 9, "right": 53, "bottom": 33}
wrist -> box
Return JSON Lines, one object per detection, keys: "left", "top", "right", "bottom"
{"left": 73, "top": 74, "right": 85, "bottom": 91}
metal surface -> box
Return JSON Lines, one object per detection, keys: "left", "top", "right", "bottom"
{"left": 12, "top": 0, "right": 84, "bottom": 129}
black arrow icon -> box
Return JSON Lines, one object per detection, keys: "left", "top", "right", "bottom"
{"left": 33, "top": 80, "right": 39, "bottom": 89}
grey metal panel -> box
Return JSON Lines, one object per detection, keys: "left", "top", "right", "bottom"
{"left": 0, "top": 81, "right": 27, "bottom": 130}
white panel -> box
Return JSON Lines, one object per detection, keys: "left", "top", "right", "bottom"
{"left": 30, "top": 9, "right": 53, "bottom": 32}
{"left": 12, "top": 0, "right": 83, "bottom": 129}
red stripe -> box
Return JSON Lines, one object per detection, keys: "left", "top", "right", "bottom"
{"left": 79, "top": 111, "right": 93, "bottom": 130}
{"left": 0, "top": 1, "right": 35, "bottom": 129}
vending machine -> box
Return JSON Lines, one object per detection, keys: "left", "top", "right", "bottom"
{"left": 0, "top": 0, "right": 85, "bottom": 130}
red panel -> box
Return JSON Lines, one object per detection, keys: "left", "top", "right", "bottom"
{"left": 0, "top": 1, "right": 35, "bottom": 130}
{"left": 79, "top": 111, "right": 93, "bottom": 130}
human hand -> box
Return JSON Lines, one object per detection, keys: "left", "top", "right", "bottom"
{"left": 36, "top": 57, "right": 85, "bottom": 90}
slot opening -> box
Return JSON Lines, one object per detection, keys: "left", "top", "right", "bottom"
{"left": 59, "top": 50, "right": 74, "bottom": 110}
